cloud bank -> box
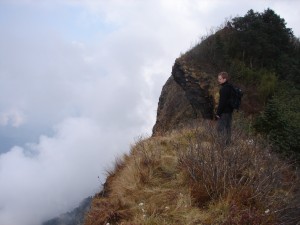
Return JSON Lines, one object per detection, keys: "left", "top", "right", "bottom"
{"left": 0, "top": 1, "right": 299, "bottom": 224}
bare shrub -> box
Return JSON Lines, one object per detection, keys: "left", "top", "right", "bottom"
{"left": 177, "top": 122, "right": 298, "bottom": 224}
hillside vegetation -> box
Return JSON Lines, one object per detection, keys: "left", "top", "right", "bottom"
{"left": 84, "top": 120, "right": 298, "bottom": 225}
{"left": 182, "top": 8, "right": 300, "bottom": 155}
{"left": 84, "top": 9, "right": 300, "bottom": 225}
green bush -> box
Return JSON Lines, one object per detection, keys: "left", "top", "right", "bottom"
{"left": 229, "top": 60, "right": 258, "bottom": 83}
{"left": 254, "top": 82, "right": 300, "bottom": 155}
{"left": 258, "top": 71, "right": 278, "bottom": 102}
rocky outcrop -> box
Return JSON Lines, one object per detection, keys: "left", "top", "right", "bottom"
{"left": 152, "top": 76, "right": 195, "bottom": 136}
{"left": 152, "top": 58, "right": 216, "bottom": 136}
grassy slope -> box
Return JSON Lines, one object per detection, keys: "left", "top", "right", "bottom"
{"left": 84, "top": 119, "right": 298, "bottom": 225}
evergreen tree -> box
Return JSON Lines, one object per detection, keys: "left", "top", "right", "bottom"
{"left": 254, "top": 87, "right": 300, "bottom": 155}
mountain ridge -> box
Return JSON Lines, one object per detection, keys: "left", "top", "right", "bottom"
{"left": 84, "top": 8, "right": 300, "bottom": 224}
{"left": 42, "top": 197, "right": 92, "bottom": 225}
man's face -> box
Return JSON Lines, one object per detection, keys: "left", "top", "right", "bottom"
{"left": 218, "top": 75, "right": 226, "bottom": 84}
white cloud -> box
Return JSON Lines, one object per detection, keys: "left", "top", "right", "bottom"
{"left": 0, "top": 117, "right": 135, "bottom": 225}
{"left": 0, "top": 109, "right": 26, "bottom": 127}
{"left": 0, "top": 1, "right": 299, "bottom": 225}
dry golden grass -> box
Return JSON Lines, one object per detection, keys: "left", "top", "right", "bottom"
{"left": 84, "top": 122, "right": 299, "bottom": 225}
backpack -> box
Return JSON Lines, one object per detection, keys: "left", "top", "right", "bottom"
{"left": 228, "top": 84, "right": 243, "bottom": 110}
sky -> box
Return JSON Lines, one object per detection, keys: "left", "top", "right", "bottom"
{"left": 0, "top": 0, "right": 299, "bottom": 225}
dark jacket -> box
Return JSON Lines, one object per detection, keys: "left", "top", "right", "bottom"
{"left": 216, "top": 81, "right": 233, "bottom": 117}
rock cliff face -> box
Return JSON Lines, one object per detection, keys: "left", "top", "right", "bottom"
{"left": 152, "top": 58, "right": 217, "bottom": 136}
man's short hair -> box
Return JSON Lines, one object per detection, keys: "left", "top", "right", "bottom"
{"left": 218, "top": 71, "right": 230, "bottom": 80}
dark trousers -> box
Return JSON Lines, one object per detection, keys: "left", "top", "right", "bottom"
{"left": 217, "top": 113, "right": 232, "bottom": 145}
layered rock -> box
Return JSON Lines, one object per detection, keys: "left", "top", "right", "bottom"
{"left": 152, "top": 58, "right": 218, "bottom": 136}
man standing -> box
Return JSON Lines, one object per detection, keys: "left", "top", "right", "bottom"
{"left": 216, "top": 71, "right": 233, "bottom": 145}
